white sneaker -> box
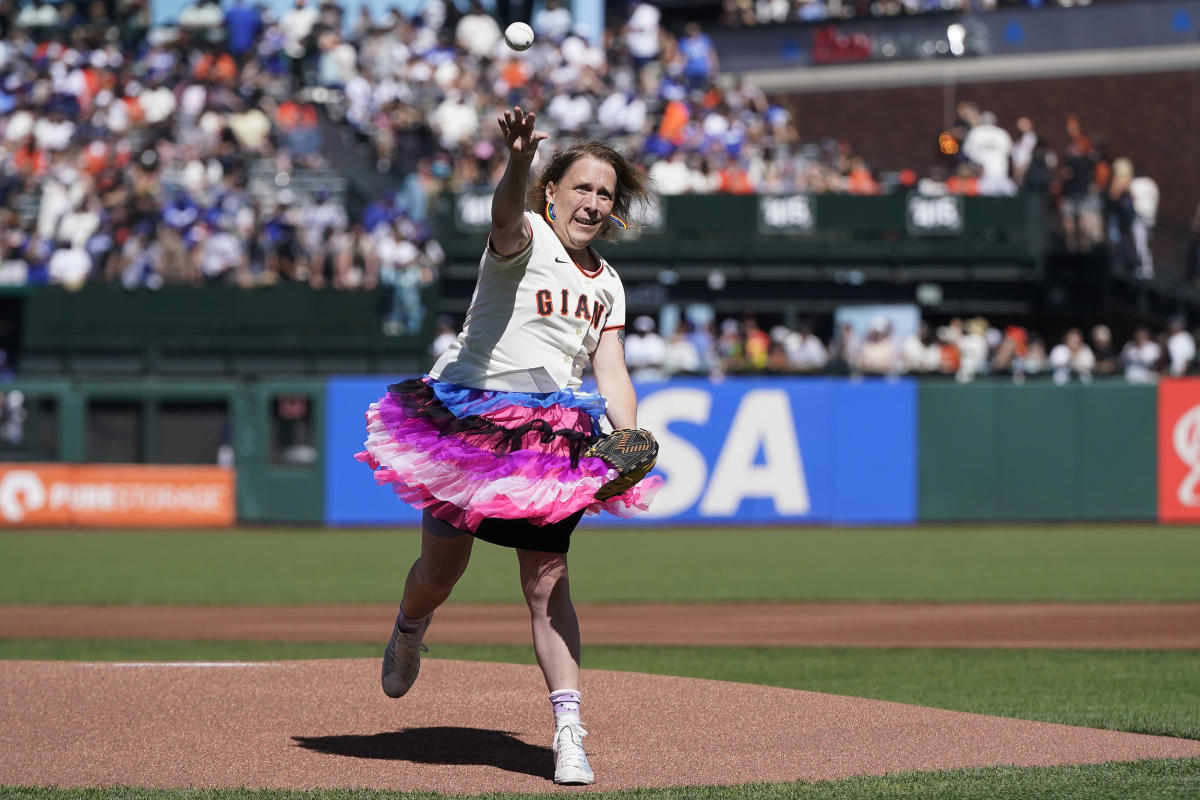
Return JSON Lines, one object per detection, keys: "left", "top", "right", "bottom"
{"left": 553, "top": 717, "right": 594, "bottom": 785}
{"left": 380, "top": 611, "right": 431, "bottom": 698}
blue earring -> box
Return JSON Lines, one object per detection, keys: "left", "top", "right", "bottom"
{"left": 545, "top": 201, "right": 556, "bottom": 222}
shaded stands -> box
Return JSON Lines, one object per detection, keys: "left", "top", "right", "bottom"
{"left": 438, "top": 192, "right": 1046, "bottom": 319}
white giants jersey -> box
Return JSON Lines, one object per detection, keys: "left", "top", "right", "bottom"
{"left": 429, "top": 211, "right": 626, "bottom": 392}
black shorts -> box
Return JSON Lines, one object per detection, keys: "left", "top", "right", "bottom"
{"left": 422, "top": 508, "right": 585, "bottom": 554}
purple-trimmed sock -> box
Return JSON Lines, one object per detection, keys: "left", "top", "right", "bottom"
{"left": 549, "top": 689, "right": 581, "bottom": 722}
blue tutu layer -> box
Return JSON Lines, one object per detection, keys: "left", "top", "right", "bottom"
{"left": 426, "top": 377, "right": 608, "bottom": 433}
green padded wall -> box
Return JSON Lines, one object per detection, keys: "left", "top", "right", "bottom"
{"left": 919, "top": 381, "right": 1157, "bottom": 521}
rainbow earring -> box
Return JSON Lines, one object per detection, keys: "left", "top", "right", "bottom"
{"left": 545, "top": 201, "right": 556, "bottom": 222}
{"left": 608, "top": 214, "right": 628, "bottom": 230}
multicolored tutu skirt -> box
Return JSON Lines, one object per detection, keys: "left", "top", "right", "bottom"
{"left": 356, "top": 378, "right": 662, "bottom": 535}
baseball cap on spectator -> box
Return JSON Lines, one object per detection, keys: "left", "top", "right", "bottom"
{"left": 634, "top": 316, "right": 655, "bottom": 333}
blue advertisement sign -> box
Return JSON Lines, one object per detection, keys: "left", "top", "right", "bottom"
{"left": 325, "top": 376, "right": 917, "bottom": 526}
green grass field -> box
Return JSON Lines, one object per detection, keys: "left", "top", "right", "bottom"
{"left": 3, "top": 525, "right": 1200, "bottom": 799}
{"left": 3, "top": 525, "right": 1200, "bottom": 604}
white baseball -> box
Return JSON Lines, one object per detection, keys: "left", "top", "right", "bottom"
{"left": 504, "top": 21, "right": 534, "bottom": 51}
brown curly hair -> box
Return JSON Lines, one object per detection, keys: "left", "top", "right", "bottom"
{"left": 527, "top": 140, "right": 652, "bottom": 242}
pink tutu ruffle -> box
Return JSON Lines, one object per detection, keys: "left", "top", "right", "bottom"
{"left": 356, "top": 380, "right": 662, "bottom": 532}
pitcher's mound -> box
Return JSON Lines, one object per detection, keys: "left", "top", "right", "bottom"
{"left": 1, "top": 659, "right": 1197, "bottom": 794}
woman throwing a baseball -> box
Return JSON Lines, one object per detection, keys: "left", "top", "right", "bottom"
{"left": 357, "top": 106, "right": 660, "bottom": 785}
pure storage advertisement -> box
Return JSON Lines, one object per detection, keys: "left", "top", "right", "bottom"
{"left": 1158, "top": 378, "right": 1200, "bottom": 523}
{"left": 325, "top": 377, "right": 918, "bottom": 526}
{"left": 0, "top": 464, "right": 236, "bottom": 527}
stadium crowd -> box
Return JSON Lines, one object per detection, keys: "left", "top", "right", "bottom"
{"left": 582, "top": 313, "right": 1200, "bottom": 385}
{"left": 0, "top": 0, "right": 1176, "bottom": 323}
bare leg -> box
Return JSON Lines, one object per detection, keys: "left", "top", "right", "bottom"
{"left": 517, "top": 549, "right": 581, "bottom": 692}
{"left": 400, "top": 526, "right": 474, "bottom": 619}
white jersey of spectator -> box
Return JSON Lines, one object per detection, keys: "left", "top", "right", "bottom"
{"left": 33, "top": 115, "right": 75, "bottom": 151}
{"left": 431, "top": 92, "right": 480, "bottom": 150}
{"left": 140, "top": 85, "right": 177, "bottom": 125}
{"left": 1049, "top": 342, "right": 1095, "bottom": 385}
{"left": 649, "top": 153, "right": 692, "bottom": 195}
{"left": 430, "top": 211, "right": 626, "bottom": 393}
{"left": 228, "top": 106, "right": 271, "bottom": 151}
{"left": 1130, "top": 176, "right": 1159, "bottom": 225}
{"left": 962, "top": 117, "right": 1015, "bottom": 195}
{"left": 58, "top": 204, "right": 100, "bottom": 250}
{"left": 455, "top": 10, "right": 502, "bottom": 59}
{"left": 280, "top": 0, "right": 319, "bottom": 59}
{"left": 900, "top": 334, "right": 940, "bottom": 373}
{"left": 377, "top": 227, "right": 420, "bottom": 272}
{"left": 625, "top": 2, "right": 661, "bottom": 60}
{"left": 48, "top": 245, "right": 91, "bottom": 289}
{"left": 597, "top": 92, "right": 647, "bottom": 136}
{"left": 16, "top": 0, "right": 59, "bottom": 29}
{"left": 626, "top": 318, "right": 667, "bottom": 381}
{"left": 534, "top": 1, "right": 572, "bottom": 41}
{"left": 1121, "top": 339, "right": 1161, "bottom": 384}
{"left": 1168, "top": 329, "right": 1196, "bottom": 377}
{"left": 547, "top": 92, "right": 594, "bottom": 136}
{"left": 4, "top": 109, "right": 35, "bottom": 143}
{"left": 784, "top": 331, "right": 828, "bottom": 371}
{"left": 664, "top": 333, "right": 702, "bottom": 375}
{"left": 560, "top": 33, "right": 605, "bottom": 72}
{"left": 319, "top": 35, "right": 359, "bottom": 86}
{"left": 957, "top": 328, "right": 989, "bottom": 381}
{"left": 180, "top": 84, "right": 207, "bottom": 119}
{"left": 199, "top": 229, "right": 243, "bottom": 279}
{"left": 857, "top": 334, "right": 899, "bottom": 375}
{"left": 180, "top": 0, "right": 223, "bottom": 29}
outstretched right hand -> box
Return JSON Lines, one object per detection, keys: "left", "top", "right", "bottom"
{"left": 498, "top": 106, "right": 548, "bottom": 159}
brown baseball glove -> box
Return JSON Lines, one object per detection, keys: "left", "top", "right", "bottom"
{"left": 585, "top": 428, "right": 659, "bottom": 501}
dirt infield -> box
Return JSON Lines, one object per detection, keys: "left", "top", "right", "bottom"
{"left": 4, "top": 602, "right": 1200, "bottom": 648}
{"left": 2, "top": 659, "right": 1199, "bottom": 794}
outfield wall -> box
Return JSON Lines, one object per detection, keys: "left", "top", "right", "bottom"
{"left": 325, "top": 376, "right": 1200, "bottom": 527}
{"left": 7, "top": 376, "right": 1200, "bottom": 526}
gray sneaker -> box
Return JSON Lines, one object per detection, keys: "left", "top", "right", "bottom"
{"left": 381, "top": 611, "right": 432, "bottom": 698}
{"left": 553, "top": 717, "right": 594, "bottom": 785}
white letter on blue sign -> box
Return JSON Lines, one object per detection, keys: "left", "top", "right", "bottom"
{"left": 699, "top": 390, "right": 810, "bottom": 516}
{"left": 635, "top": 388, "right": 711, "bottom": 518}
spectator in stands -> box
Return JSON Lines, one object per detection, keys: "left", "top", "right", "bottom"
{"left": 223, "top": 0, "right": 263, "bottom": 65}
{"left": 1010, "top": 117, "right": 1037, "bottom": 186}
{"left": 1121, "top": 326, "right": 1161, "bottom": 384}
{"left": 902, "top": 321, "right": 941, "bottom": 374}
{"left": 677, "top": 22, "right": 719, "bottom": 91}
{"left": 280, "top": 0, "right": 319, "bottom": 83}
{"left": 455, "top": 0, "right": 502, "bottom": 58}
{"left": 856, "top": 317, "right": 899, "bottom": 375}
{"left": 626, "top": 316, "right": 668, "bottom": 381}
{"left": 533, "top": 0, "right": 572, "bottom": 42}
{"left": 624, "top": 1, "right": 662, "bottom": 76}
{"left": 1049, "top": 328, "right": 1095, "bottom": 385}
{"left": 962, "top": 111, "right": 1015, "bottom": 197}
{"left": 956, "top": 317, "right": 989, "bottom": 382}
{"left": 1090, "top": 324, "right": 1118, "bottom": 375}
{"left": 1060, "top": 115, "right": 1107, "bottom": 253}
{"left": 990, "top": 325, "right": 1027, "bottom": 379}
{"left": 1105, "top": 157, "right": 1138, "bottom": 275}
{"left": 663, "top": 320, "right": 704, "bottom": 376}
{"left": 1166, "top": 316, "right": 1195, "bottom": 377}
{"left": 1129, "top": 168, "right": 1159, "bottom": 281}
{"left": 783, "top": 322, "right": 829, "bottom": 372}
